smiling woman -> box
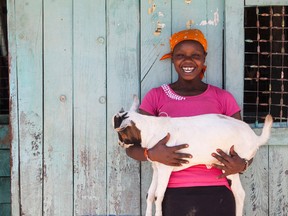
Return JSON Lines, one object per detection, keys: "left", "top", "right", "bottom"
{"left": 126, "top": 28, "right": 246, "bottom": 216}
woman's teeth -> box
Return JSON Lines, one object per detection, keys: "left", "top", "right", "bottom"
{"left": 182, "top": 67, "right": 195, "bottom": 73}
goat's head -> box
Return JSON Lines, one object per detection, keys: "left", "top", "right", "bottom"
{"left": 112, "top": 95, "right": 142, "bottom": 148}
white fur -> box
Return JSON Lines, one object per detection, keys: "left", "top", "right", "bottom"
{"left": 113, "top": 96, "right": 273, "bottom": 216}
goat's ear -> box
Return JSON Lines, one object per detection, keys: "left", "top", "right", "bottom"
{"left": 130, "top": 95, "right": 139, "bottom": 112}
{"left": 113, "top": 112, "right": 128, "bottom": 129}
{"left": 119, "top": 108, "right": 125, "bottom": 113}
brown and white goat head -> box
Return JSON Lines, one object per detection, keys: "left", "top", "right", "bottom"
{"left": 112, "top": 96, "right": 142, "bottom": 149}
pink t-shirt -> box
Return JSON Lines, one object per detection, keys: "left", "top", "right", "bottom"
{"left": 139, "top": 84, "right": 241, "bottom": 188}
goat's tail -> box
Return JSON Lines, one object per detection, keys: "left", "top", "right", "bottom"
{"left": 258, "top": 114, "right": 273, "bottom": 146}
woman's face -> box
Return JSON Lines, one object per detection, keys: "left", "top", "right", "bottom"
{"left": 172, "top": 40, "right": 207, "bottom": 81}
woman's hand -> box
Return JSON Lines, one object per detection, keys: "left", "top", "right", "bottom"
{"left": 148, "top": 133, "right": 192, "bottom": 166}
{"left": 211, "top": 145, "right": 248, "bottom": 178}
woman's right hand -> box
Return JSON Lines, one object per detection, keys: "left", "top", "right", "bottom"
{"left": 147, "top": 133, "right": 192, "bottom": 166}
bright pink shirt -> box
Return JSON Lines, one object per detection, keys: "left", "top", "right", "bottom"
{"left": 139, "top": 84, "right": 241, "bottom": 188}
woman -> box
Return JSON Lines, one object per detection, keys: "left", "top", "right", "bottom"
{"left": 126, "top": 29, "right": 251, "bottom": 216}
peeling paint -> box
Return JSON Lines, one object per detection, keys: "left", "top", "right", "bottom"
{"left": 199, "top": 9, "right": 219, "bottom": 26}
{"left": 186, "top": 20, "right": 194, "bottom": 29}
{"left": 154, "top": 21, "right": 165, "bottom": 36}
{"left": 185, "top": 0, "right": 192, "bottom": 4}
{"left": 148, "top": 3, "right": 156, "bottom": 14}
{"left": 158, "top": 11, "right": 164, "bottom": 17}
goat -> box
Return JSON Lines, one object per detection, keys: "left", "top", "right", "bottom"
{"left": 112, "top": 95, "right": 273, "bottom": 216}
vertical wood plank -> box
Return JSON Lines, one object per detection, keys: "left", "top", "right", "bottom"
{"left": 224, "top": 0, "right": 245, "bottom": 109}
{"left": 6, "top": 0, "right": 20, "bottom": 214}
{"left": 140, "top": 1, "right": 172, "bottom": 214}
{"left": 269, "top": 146, "right": 288, "bottom": 215}
{"left": 206, "top": 0, "right": 224, "bottom": 87}
{"left": 0, "top": 177, "right": 10, "bottom": 203}
{"left": 241, "top": 147, "right": 269, "bottom": 215}
{"left": 43, "top": 0, "right": 73, "bottom": 215}
{"left": 106, "top": 0, "right": 140, "bottom": 215}
{"left": 140, "top": 0, "right": 172, "bottom": 97}
{"left": 245, "top": 0, "right": 288, "bottom": 6}
{"left": 172, "top": 0, "right": 225, "bottom": 87}
{"left": 0, "top": 203, "right": 11, "bottom": 216}
{"left": 0, "top": 150, "right": 10, "bottom": 176}
{"left": 13, "top": 0, "right": 43, "bottom": 215}
{"left": 0, "top": 125, "right": 9, "bottom": 149}
{"left": 73, "top": 0, "right": 107, "bottom": 215}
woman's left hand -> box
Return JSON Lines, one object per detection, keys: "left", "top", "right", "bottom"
{"left": 212, "top": 145, "right": 246, "bottom": 178}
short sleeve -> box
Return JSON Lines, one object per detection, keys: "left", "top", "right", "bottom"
{"left": 221, "top": 90, "right": 241, "bottom": 116}
{"left": 139, "top": 88, "right": 159, "bottom": 116}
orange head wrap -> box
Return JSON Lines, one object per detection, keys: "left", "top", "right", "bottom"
{"left": 160, "top": 29, "right": 208, "bottom": 60}
{"left": 160, "top": 29, "right": 207, "bottom": 79}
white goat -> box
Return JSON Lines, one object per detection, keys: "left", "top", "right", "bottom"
{"left": 113, "top": 96, "right": 273, "bottom": 216}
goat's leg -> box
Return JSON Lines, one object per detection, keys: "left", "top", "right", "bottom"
{"left": 146, "top": 163, "right": 158, "bottom": 216}
{"left": 228, "top": 174, "right": 245, "bottom": 216}
{"left": 154, "top": 165, "right": 173, "bottom": 216}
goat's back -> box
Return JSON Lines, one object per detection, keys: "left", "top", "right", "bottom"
{"left": 162, "top": 114, "right": 268, "bottom": 165}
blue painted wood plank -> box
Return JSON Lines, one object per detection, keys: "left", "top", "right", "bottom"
{"left": 140, "top": 1, "right": 172, "bottom": 214}
{"left": 269, "top": 146, "right": 288, "bottom": 215}
{"left": 7, "top": 0, "right": 20, "bottom": 214}
{"left": 0, "top": 177, "right": 11, "bottom": 203}
{"left": 106, "top": 0, "right": 141, "bottom": 215}
{"left": 224, "top": 0, "right": 245, "bottom": 109}
{"left": 13, "top": 0, "right": 43, "bottom": 215}
{"left": 140, "top": 0, "right": 172, "bottom": 97}
{"left": 0, "top": 125, "right": 9, "bottom": 149}
{"left": 0, "top": 204, "right": 11, "bottom": 216}
{"left": 245, "top": 0, "right": 288, "bottom": 6}
{"left": 43, "top": 0, "right": 73, "bottom": 215}
{"left": 73, "top": 0, "right": 107, "bottom": 215}
{"left": 206, "top": 0, "right": 224, "bottom": 88}
{"left": 0, "top": 150, "right": 10, "bottom": 177}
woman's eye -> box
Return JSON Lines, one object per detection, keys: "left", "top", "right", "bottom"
{"left": 175, "top": 54, "right": 184, "bottom": 58}
{"left": 192, "top": 54, "right": 201, "bottom": 59}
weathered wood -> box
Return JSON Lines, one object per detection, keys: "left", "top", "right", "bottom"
{"left": 0, "top": 177, "right": 10, "bottom": 203}
{"left": 269, "top": 146, "right": 288, "bottom": 215}
{"left": 245, "top": 0, "right": 288, "bottom": 5}
{"left": 241, "top": 147, "right": 269, "bottom": 216}
{"left": 73, "top": 0, "right": 107, "bottom": 215}
{"left": 206, "top": 0, "right": 224, "bottom": 88}
{"left": 140, "top": 0, "right": 172, "bottom": 96}
{"left": 0, "top": 203, "right": 11, "bottom": 216}
{"left": 6, "top": 0, "right": 19, "bottom": 214}
{"left": 0, "top": 150, "right": 9, "bottom": 176}
{"left": 140, "top": 1, "right": 172, "bottom": 215}
{"left": 224, "top": 0, "right": 245, "bottom": 110}
{"left": 13, "top": 1, "right": 43, "bottom": 215}
{"left": 43, "top": 0, "right": 73, "bottom": 215}
{"left": 106, "top": 0, "right": 141, "bottom": 215}
{"left": 0, "top": 125, "right": 9, "bottom": 149}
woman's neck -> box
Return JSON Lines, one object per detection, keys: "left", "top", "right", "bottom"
{"left": 170, "top": 80, "right": 208, "bottom": 96}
